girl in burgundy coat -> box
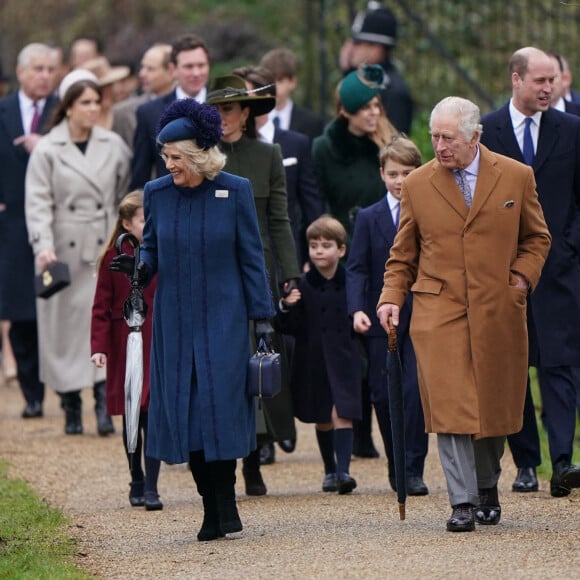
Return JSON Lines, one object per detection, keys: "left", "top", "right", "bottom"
{"left": 90, "top": 191, "right": 161, "bottom": 510}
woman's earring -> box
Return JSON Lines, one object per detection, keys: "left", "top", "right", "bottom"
{"left": 241, "top": 121, "right": 247, "bottom": 132}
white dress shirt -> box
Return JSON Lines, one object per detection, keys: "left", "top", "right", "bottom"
{"left": 509, "top": 99, "right": 541, "bottom": 155}
{"left": 269, "top": 100, "right": 292, "bottom": 131}
{"left": 18, "top": 91, "right": 46, "bottom": 134}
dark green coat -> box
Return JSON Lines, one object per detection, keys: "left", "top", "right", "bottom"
{"left": 313, "top": 117, "right": 385, "bottom": 237}
{"left": 220, "top": 135, "right": 300, "bottom": 440}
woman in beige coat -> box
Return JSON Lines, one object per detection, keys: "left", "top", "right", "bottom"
{"left": 25, "top": 70, "right": 131, "bottom": 435}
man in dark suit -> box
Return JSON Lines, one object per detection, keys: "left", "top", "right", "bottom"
{"left": 130, "top": 34, "right": 210, "bottom": 189}
{"left": 546, "top": 51, "right": 580, "bottom": 116}
{"left": 346, "top": 136, "right": 428, "bottom": 496}
{"left": 260, "top": 48, "right": 325, "bottom": 143}
{"left": 481, "top": 46, "right": 580, "bottom": 498}
{"left": 0, "top": 42, "right": 58, "bottom": 418}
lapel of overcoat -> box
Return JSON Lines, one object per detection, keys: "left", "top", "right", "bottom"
{"left": 371, "top": 197, "right": 395, "bottom": 246}
{"left": 51, "top": 121, "right": 109, "bottom": 196}
{"left": 429, "top": 145, "right": 501, "bottom": 227}
{"left": 533, "top": 108, "right": 559, "bottom": 174}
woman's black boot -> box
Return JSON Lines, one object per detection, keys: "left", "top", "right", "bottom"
{"left": 60, "top": 391, "right": 83, "bottom": 435}
{"left": 189, "top": 451, "right": 223, "bottom": 541}
{"left": 93, "top": 381, "right": 114, "bottom": 436}
{"left": 242, "top": 448, "right": 267, "bottom": 496}
{"left": 211, "top": 459, "right": 243, "bottom": 534}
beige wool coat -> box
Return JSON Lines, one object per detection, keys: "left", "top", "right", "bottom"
{"left": 377, "top": 145, "right": 551, "bottom": 439}
{"left": 25, "top": 120, "right": 131, "bottom": 392}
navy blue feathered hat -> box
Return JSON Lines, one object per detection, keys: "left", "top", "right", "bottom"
{"left": 156, "top": 98, "right": 223, "bottom": 149}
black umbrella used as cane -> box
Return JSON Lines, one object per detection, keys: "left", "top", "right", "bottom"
{"left": 115, "top": 232, "right": 147, "bottom": 455}
{"left": 387, "top": 321, "right": 407, "bottom": 520}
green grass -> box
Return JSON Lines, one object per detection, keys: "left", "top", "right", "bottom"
{"left": 0, "top": 461, "right": 92, "bottom": 579}
{"left": 529, "top": 368, "right": 580, "bottom": 480}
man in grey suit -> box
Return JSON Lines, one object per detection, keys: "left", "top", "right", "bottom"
{"left": 0, "top": 43, "right": 58, "bottom": 418}
{"left": 112, "top": 43, "right": 174, "bottom": 148}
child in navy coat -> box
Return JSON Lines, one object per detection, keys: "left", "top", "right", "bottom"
{"left": 346, "top": 136, "right": 429, "bottom": 496}
{"left": 276, "top": 216, "right": 362, "bottom": 494}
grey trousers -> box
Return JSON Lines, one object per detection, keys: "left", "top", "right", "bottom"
{"left": 437, "top": 434, "right": 505, "bottom": 506}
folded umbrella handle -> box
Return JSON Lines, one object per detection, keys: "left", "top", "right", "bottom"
{"left": 115, "top": 232, "right": 141, "bottom": 284}
{"left": 387, "top": 320, "right": 398, "bottom": 352}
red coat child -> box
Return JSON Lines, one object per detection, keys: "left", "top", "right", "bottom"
{"left": 91, "top": 243, "right": 156, "bottom": 415}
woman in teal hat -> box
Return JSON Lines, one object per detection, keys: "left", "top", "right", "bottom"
{"left": 313, "top": 64, "right": 399, "bottom": 462}
{"left": 313, "top": 64, "right": 399, "bottom": 240}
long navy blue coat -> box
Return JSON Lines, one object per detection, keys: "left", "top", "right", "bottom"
{"left": 140, "top": 172, "right": 274, "bottom": 464}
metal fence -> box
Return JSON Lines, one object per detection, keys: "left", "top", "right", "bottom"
{"left": 309, "top": 0, "right": 580, "bottom": 120}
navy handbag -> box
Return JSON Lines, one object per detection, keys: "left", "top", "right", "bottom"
{"left": 247, "top": 338, "right": 281, "bottom": 407}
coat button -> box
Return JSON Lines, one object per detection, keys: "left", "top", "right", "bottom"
{"left": 96, "top": 202, "right": 103, "bottom": 210}
{"left": 97, "top": 238, "right": 103, "bottom": 245}
{"left": 69, "top": 241, "right": 75, "bottom": 247}
{"left": 69, "top": 204, "right": 75, "bottom": 211}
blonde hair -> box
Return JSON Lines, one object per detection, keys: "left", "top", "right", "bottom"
{"left": 161, "top": 140, "right": 226, "bottom": 180}
{"left": 96, "top": 190, "right": 143, "bottom": 269}
{"left": 335, "top": 88, "right": 398, "bottom": 150}
{"left": 306, "top": 215, "right": 347, "bottom": 247}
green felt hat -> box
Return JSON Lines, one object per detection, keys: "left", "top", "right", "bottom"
{"left": 207, "top": 74, "right": 275, "bottom": 117}
{"left": 339, "top": 64, "right": 386, "bottom": 114}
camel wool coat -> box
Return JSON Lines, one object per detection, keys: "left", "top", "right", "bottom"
{"left": 377, "top": 145, "right": 551, "bottom": 439}
{"left": 25, "top": 120, "right": 131, "bottom": 392}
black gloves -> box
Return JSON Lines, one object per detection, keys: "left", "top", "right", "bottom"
{"left": 109, "top": 255, "right": 149, "bottom": 285}
{"left": 282, "top": 277, "right": 299, "bottom": 296}
{"left": 255, "top": 318, "right": 274, "bottom": 350}
{"left": 109, "top": 253, "right": 135, "bottom": 276}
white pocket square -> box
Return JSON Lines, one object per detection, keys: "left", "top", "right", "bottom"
{"left": 283, "top": 157, "right": 298, "bottom": 167}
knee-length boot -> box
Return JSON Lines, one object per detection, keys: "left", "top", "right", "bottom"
{"left": 189, "top": 451, "right": 223, "bottom": 541}
{"left": 93, "top": 381, "right": 114, "bottom": 436}
{"left": 242, "top": 448, "right": 267, "bottom": 495}
{"left": 209, "top": 459, "right": 243, "bottom": 534}
{"left": 60, "top": 391, "right": 83, "bottom": 435}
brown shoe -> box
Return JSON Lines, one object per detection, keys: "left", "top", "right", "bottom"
{"left": 446, "top": 503, "right": 475, "bottom": 532}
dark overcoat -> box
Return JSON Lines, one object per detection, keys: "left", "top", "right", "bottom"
{"left": 481, "top": 105, "right": 580, "bottom": 367}
{"left": 312, "top": 117, "right": 385, "bottom": 238}
{"left": 91, "top": 244, "right": 157, "bottom": 415}
{"left": 276, "top": 265, "right": 362, "bottom": 423}
{"left": 140, "top": 172, "right": 274, "bottom": 464}
{"left": 377, "top": 145, "right": 551, "bottom": 438}
{"left": 0, "top": 92, "right": 57, "bottom": 320}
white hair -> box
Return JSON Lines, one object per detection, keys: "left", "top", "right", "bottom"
{"left": 17, "top": 43, "right": 55, "bottom": 68}
{"left": 430, "top": 96, "right": 483, "bottom": 142}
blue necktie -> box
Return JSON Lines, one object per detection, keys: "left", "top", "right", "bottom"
{"left": 523, "top": 117, "right": 534, "bottom": 166}
{"left": 394, "top": 202, "right": 400, "bottom": 229}
{"left": 273, "top": 116, "right": 280, "bottom": 129}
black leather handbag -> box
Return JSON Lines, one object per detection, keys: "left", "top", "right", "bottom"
{"left": 247, "top": 339, "right": 281, "bottom": 407}
{"left": 34, "top": 262, "right": 71, "bottom": 299}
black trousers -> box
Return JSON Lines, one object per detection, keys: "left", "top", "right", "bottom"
{"left": 9, "top": 320, "right": 44, "bottom": 405}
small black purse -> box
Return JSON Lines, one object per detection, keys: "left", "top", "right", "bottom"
{"left": 247, "top": 339, "right": 281, "bottom": 407}
{"left": 34, "top": 262, "right": 71, "bottom": 299}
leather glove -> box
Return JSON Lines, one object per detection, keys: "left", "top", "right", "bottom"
{"left": 255, "top": 318, "right": 275, "bottom": 350}
{"left": 282, "top": 277, "right": 299, "bottom": 297}
{"left": 109, "top": 253, "right": 135, "bottom": 276}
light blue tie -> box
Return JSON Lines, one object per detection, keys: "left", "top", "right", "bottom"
{"left": 523, "top": 117, "right": 535, "bottom": 166}
{"left": 456, "top": 169, "right": 472, "bottom": 208}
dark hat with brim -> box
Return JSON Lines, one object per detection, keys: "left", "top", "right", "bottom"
{"left": 351, "top": 6, "right": 398, "bottom": 48}
{"left": 207, "top": 74, "right": 275, "bottom": 117}
{"left": 339, "top": 64, "right": 386, "bottom": 114}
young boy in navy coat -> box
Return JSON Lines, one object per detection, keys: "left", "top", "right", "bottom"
{"left": 346, "top": 137, "right": 429, "bottom": 496}
{"left": 276, "top": 216, "right": 362, "bottom": 494}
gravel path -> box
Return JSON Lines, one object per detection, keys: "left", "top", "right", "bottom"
{"left": 1, "top": 377, "right": 578, "bottom": 579}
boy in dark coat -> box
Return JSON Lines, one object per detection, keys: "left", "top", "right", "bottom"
{"left": 276, "top": 216, "right": 362, "bottom": 494}
{"left": 346, "top": 136, "right": 429, "bottom": 496}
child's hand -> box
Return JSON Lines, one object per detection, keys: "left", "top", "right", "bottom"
{"left": 91, "top": 353, "right": 107, "bottom": 368}
{"left": 282, "top": 288, "right": 302, "bottom": 308}
{"left": 353, "top": 311, "right": 372, "bottom": 334}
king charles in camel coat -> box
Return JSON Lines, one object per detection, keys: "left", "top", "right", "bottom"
{"left": 377, "top": 144, "right": 551, "bottom": 439}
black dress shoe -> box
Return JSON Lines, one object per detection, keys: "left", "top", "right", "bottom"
{"left": 512, "top": 467, "right": 538, "bottom": 492}
{"left": 406, "top": 476, "right": 429, "bottom": 496}
{"left": 322, "top": 473, "right": 337, "bottom": 492}
{"left": 475, "top": 485, "right": 501, "bottom": 525}
{"left": 352, "top": 442, "right": 379, "bottom": 458}
{"left": 22, "top": 401, "right": 43, "bottom": 418}
{"left": 278, "top": 439, "right": 296, "bottom": 453}
{"left": 336, "top": 473, "right": 357, "bottom": 494}
{"left": 446, "top": 503, "right": 475, "bottom": 532}
{"left": 129, "top": 481, "right": 145, "bottom": 507}
{"left": 259, "top": 443, "right": 275, "bottom": 465}
{"left": 550, "top": 461, "right": 580, "bottom": 497}
{"left": 144, "top": 491, "right": 163, "bottom": 511}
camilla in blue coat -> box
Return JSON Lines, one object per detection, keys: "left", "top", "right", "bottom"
{"left": 110, "top": 99, "right": 274, "bottom": 542}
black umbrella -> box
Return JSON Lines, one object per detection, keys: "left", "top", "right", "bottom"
{"left": 387, "top": 321, "right": 406, "bottom": 520}
{"left": 115, "top": 232, "right": 147, "bottom": 455}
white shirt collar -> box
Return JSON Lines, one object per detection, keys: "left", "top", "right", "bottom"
{"left": 269, "top": 99, "right": 292, "bottom": 130}
{"left": 386, "top": 191, "right": 400, "bottom": 211}
{"left": 18, "top": 91, "right": 46, "bottom": 134}
{"left": 509, "top": 99, "right": 542, "bottom": 128}
{"left": 176, "top": 85, "right": 207, "bottom": 103}
{"left": 552, "top": 97, "right": 566, "bottom": 112}
{"left": 258, "top": 118, "right": 276, "bottom": 143}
